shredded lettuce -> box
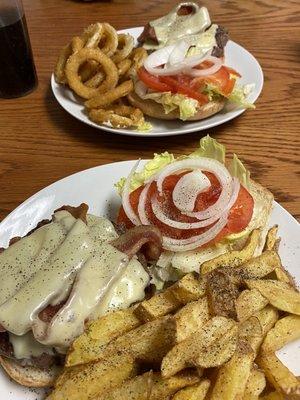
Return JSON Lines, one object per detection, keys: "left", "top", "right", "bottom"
{"left": 143, "top": 92, "right": 198, "bottom": 121}
{"left": 135, "top": 120, "right": 152, "bottom": 132}
{"left": 115, "top": 135, "right": 251, "bottom": 193}
{"left": 204, "top": 81, "right": 255, "bottom": 109}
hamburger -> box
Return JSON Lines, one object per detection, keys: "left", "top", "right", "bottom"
{"left": 128, "top": 2, "right": 255, "bottom": 121}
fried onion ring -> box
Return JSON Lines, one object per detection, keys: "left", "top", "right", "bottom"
{"left": 54, "top": 43, "right": 72, "bottom": 84}
{"left": 82, "top": 23, "right": 103, "bottom": 48}
{"left": 85, "top": 70, "right": 105, "bottom": 88}
{"left": 112, "top": 34, "right": 134, "bottom": 63}
{"left": 71, "top": 36, "right": 84, "bottom": 53}
{"left": 89, "top": 109, "right": 134, "bottom": 128}
{"left": 117, "top": 59, "right": 132, "bottom": 77}
{"left": 79, "top": 60, "right": 99, "bottom": 82}
{"left": 97, "top": 23, "right": 118, "bottom": 57}
{"left": 85, "top": 80, "right": 133, "bottom": 108}
{"left": 65, "top": 48, "right": 118, "bottom": 99}
{"left": 127, "top": 47, "right": 148, "bottom": 77}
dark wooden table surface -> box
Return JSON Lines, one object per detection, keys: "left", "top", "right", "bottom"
{"left": 0, "top": 0, "right": 299, "bottom": 221}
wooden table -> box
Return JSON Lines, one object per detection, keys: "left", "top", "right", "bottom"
{"left": 0, "top": 0, "right": 299, "bottom": 221}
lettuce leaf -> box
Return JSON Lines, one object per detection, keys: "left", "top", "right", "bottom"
{"left": 204, "top": 81, "right": 255, "bottom": 109}
{"left": 115, "top": 135, "right": 250, "bottom": 193}
{"left": 143, "top": 92, "right": 198, "bottom": 120}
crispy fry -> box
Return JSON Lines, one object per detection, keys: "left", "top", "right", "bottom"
{"left": 85, "top": 80, "right": 133, "bottom": 108}
{"left": 174, "top": 297, "right": 210, "bottom": 342}
{"left": 161, "top": 317, "right": 237, "bottom": 377}
{"left": 54, "top": 43, "right": 72, "bottom": 84}
{"left": 112, "top": 33, "right": 134, "bottom": 63}
{"left": 66, "top": 307, "right": 140, "bottom": 367}
{"left": 239, "top": 316, "right": 263, "bottom": 354}
{"left": 171, "top": 379, "right": 210, "bottom": 400}
{"left": 243, "top": 368, "right": 266, "bottom": 399}
{"left": 201, "top": 230, "right": 260, "bottom": 275}
{"left": 65, "top": 48, "right": 118, "bottom": 99}
{"left": 245, "top": 279, "right": 300, "bottom": 315}
{"left": 254, "top": 305, "right": 279, "bottom": 337}
{"left": 264, "top": 225, "right": 279, "bottom": 251}
{"left": 236, "top": 289, "right": 269, "bottom": 322}
{"left": 260, "top": 392, "right": 285, "bottom": 400}
{"left": 234, "top": 250, "right": 282, "bottom": 280}
{"left": 170, "top": 273, "right": 206, "bottom": 304}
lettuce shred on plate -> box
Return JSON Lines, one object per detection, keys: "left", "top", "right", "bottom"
{"left": 204, "top": 81, "right": 256, "bottom": 109}
{"left": 115, "top": 135, "right": 250, "bottom": 194}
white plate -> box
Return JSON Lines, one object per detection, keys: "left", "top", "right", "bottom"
{"left": 0, "top": 160, "right": 299, "bottom": 399}
{"left": 51, "top": 27, "right": 263, "bottom": 137}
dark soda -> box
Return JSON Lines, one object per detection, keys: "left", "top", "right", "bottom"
{"left": 0, "top": 14, "right": 37, "bottom": 98}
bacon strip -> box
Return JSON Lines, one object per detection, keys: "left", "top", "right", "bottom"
{"left": 112, "top": 225, "right": 163, "bottom": 261}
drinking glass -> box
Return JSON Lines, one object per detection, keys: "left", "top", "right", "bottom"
{"left": 0, "top": 0, "right": 37, "bottom": 98}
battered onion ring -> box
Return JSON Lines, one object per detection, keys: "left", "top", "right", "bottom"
{"left": 112, "top": 34, "right": 135, "bottom": 63}
{"left": 85, "top": 70, "right": 105, "bottom": 88}
{"left": 54, "top": 43, "right": 72, "bottom": 84}
{"left": 79, "top": 60, "right": 99, "bottom": 82}
{"left": 97, "top": 23, "right": 118, "bottom": 57}
{"left": 117, "top": 59, "right": 132, "bottom": 77}
{"left": 71, "top": 36, "right": 84, "bottom": 53}
{"left": 89, "top": 109, "right": 133, "bottom": 128}
{"left": 82, "top": 23, "right": 103, "bottom": 48}
{"left": 65, "top": 48, "right": 118, "bottom": 99}
{"left": 85, "top": 80, "right": 133, "bottom": 108}
{"left": 127, "top": 47, "right": 148, "bottom": 77}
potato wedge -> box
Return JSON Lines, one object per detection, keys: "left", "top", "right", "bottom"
{"left": 174, "top": 297, "right": 210, "bottom": 342}
{"left": 236, "top": 289, "right": 269, "bottom": 322}
{"left": 239, "top": 316, "right": 263, "bottom": 354}
{"left": 47, "top": 354, "right": 136, "bottom": 400}
{"left": 263, "top": 225, "right": 279, "bottom": 251}
{"left": 260, "top": 392, "right": 284, "bottom": 400}
{"left": 210, "top": 341, "right": 255, "bottom": 400}
{"left": 206, "top": 268, "right": 239, "bottom": 318}
{"left": 274, "top": 266, "right": 294, "bottom": 286}
{"left": 170, "top": 273, "right": 206, "bottom": 304}
{"left": 254, "top": 306, "right": 279, "bottom": 337}
{"left": 172, "top": 379, "right": 210, "bottom": 400}
{"left": 245, "top": 279, "right": 300, "bottom": 315}
{"left": 261, "top": 315, "right": 300, "bottom": 353}
{"left": 94, "top": 371, "right": 200, "bottom": 400}
{"left": 95, "top": 315, "right": 176, "bottom": 365}
{"left": 201, "top": 229, "right": 260, "bottom": 275}
{"left": 243, "top": 368, "right": 266, "bottom": 398}
{"left": 256, "top": 352, "right": 300, "bottom": 396}
{"left": 234, "top": 250, "right": 281, "bottom": 280}
{"left": 66, "top": 307, "right": 140, "bottom": 366}
{"left": 161, "top": 316, "right": 237, "bottom": 377}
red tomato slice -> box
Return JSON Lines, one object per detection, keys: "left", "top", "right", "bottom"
{"left": 223, "top": 66, "right": 242, "bottom": 78}
{"left": 117, "top": 172, "right": 254, "bottom": 248}
{"left": 159, "top": 76, "right": 209, "bottom": 105}
{"left": 137, "top": 67, "right": 174, "bottom": 92}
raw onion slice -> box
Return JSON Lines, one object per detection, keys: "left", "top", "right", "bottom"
{"left": 167, "top": 40, "right": 190, "bottom": 66}
{"left": 188, "top": 56, "right": 222, "bottom": 77}
{"left": 162, "top": 213, "right": 229, "bottom": 252}
{"left": 148, "top": 158, "right": 233, "bottom": 220}
{"left": 122, "top": 160, "right": 141, "bottom": 226}
{"left": 137, "top": 182, "right": 151, "bottom": 225}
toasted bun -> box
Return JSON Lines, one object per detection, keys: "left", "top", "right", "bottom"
{"left": 127, "top": 91, "right": 225, "bottom": 121}
{"left": 0, "top": 356, "right": 60, "bottom": 387}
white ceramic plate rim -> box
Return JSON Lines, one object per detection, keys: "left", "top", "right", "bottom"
{"left": 0, "top": 160, "right": 299, "bottom": 400}
{"left": 51, "top": 26, "right": 264, "bottom": 137}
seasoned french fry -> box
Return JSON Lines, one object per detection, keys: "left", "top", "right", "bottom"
{"left": 236, "top": 289, "right": 269, "bottom": 322}
{"left": 48, "top": 354, "right": 136, "bottom": 400}
{"left": 170, "top": 273, "right": 206, "bottom": 304}
{"left": 201, "top": 229, "right": 260, "bottom": 275}
{"left": 239, "top": 316, "right": 263, "bottom": 354}
{"left": 245, "top": 279, "right": 300, "bottom": 315}
{"left": 210, "top": 341, "right": 255, "bottom": 400}
{"left": 243, "top": 368, "right": 266, "bottom": 399}
{"left": 263, "top": 225, "right": 279, "bottom": 251}
{"left": 174, "top": 297, "right": 210, "bottom": 342}
{"left": 259, "top": 392, "right": 284, "bottom": 400}
{"left": 161, "top": 317, "right": 237, "bottom": 377}
{"left": 234, "top": 250, "right": 281, "bottom": 280}
{"left": 254, "top": 306, "right": 279, "bottom": 336}
{"left": 172, "top": 379, "right": 210, "bottom": 400}
{"left": 66, "top": 307, "right": 140, "bottom": 366}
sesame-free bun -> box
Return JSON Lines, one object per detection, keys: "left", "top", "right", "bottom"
{"left": 127, "top": 91, "right": 226, "bottom": 121}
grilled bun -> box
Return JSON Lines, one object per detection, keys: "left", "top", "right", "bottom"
{"left": 127, "top": 91, "right": 226, "bottom": 121}
{"left": 0, "top": 355, "right": 60, "bottom": 387}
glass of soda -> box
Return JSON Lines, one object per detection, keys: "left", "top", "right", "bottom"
{"left": 0, "top": 0, "right": 37, "bottom": 98}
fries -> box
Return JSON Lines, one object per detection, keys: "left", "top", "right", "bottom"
{"left": 54, "top": 22, "right": 148, "bottom": 130}
{"left": 49, "top": 226, "right": 300, "bottom": 400}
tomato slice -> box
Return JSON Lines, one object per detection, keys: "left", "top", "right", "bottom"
{"left": 159, "top": 76, "right": 209, "bottom": 105}
{"left": 137, "top": 67, "right": 174, "bottom": 92}
{"left": 223, "top": 66, "right": 242, "bottom": 78}
{"left": 117, "top": 172, "right": 254, "bottom": 248}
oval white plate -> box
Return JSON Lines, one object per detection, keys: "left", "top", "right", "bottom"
{"left": 0, "top": 161, "right": 299, "bottom": 399}
{"left": 51, "top": 27, "right": 263, "bottom": 137}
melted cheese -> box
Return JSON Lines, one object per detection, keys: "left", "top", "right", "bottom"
{"left": 0, "top": 211, "right": 149, "bottom": 353}
{"left": 9, "top": 332, "right": 54, "bottom": 360}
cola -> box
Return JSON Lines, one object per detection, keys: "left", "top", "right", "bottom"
{"left": 0, "top": 13, "right": 37, "bottom": 98}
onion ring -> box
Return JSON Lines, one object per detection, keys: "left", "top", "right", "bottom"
{"left": 128, "top": 47, "right": 148, "bottom": 76}
{"left": 85, "top": 80, "right": 133, "bottom": 108}
{"left": 71, "top": 36, "right": 84, "bottom": 53}
{"left": 89, "top": 109, "right": 133, "bottom": 128}
{"left": 97, "top": 23, "right": 118, "bottom": 57}
{"left": 54, "top": 43, "right": 72, "bottom": 84}
{"left": 79, "top": 61, "right": 100, "bottom": 82}
{"left": 117, "top": 59, "right": 132, "bottom": 77}
{"left": 85, "top": 70, "right": 105, "bottom": 88}
{"left": 82, "top": 23, "right": 103, "bottom": 48}
{"left": 65, "top": 48, "right": 118, "bottom": 99}
{"left": 112, "top": 34, "right": 134, "bottom": 63}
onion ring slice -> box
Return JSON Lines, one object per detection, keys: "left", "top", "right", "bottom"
{"left": 112, "top": 34, "right": 134, "bottom": 64}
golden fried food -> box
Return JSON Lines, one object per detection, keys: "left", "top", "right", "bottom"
{"left": 243, "top": 368, "right": 266, "bottom": 398}
{"left": 89, "top": 108, "right": 134, "bottom": 128}
{"left": 172, "top": 379, "right": 210, "bottom": 400}
{"left": 117, "top": 58, "right": 132, "bottom": 77}
{"left": 97, "top": 22, "right": 118, "bottom": 57}
{"left": 112, "top": 33, "right": 135, "bottom": 63}
{"left": 128, "top": 47, "right": 148, "bottom": 76}
{"left": 85, "top": 79, "right": 133, "bottom": 108}
{"left": 84, "top": 70, "right": 105, "bottom": 88}
{"left": 54, "top": 43, "right": 72, "bottom": 84}
{"left": 65, "top": 48, "right": 118, "bottom": 99}
{"left": 78, "top": 60, "right": 99, "bottom": 82}
{"left": 235, "top": 288, "right": 268, "bottom": 322}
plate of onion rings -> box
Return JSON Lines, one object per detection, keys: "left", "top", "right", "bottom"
{"left": 51, "top": 18, "right": 263, "bottom": 137}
